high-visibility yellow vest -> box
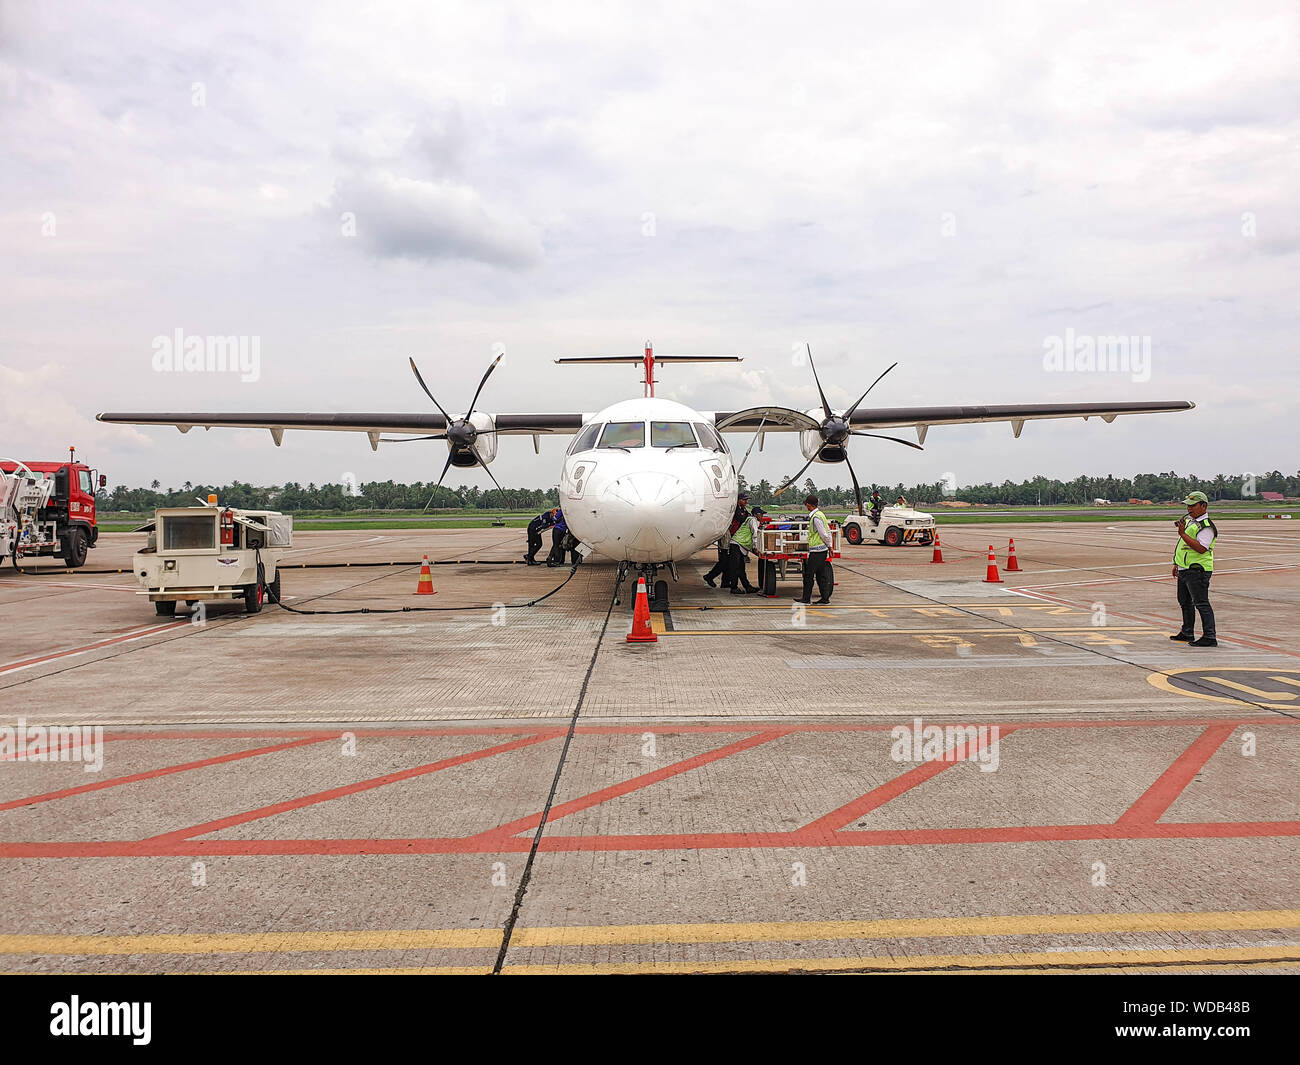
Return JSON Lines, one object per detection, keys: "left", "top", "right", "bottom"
{"left": 1174, "top": 515, "right": 1216, "bottom": 571}
{"left": 807, "top": 509, "right": 828, "bottom": 550}
{"left": 733, "top": 519, "right": 754, "bottom": 549}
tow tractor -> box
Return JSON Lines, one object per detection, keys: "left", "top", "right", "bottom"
{"left": 1, "top": 448, "right": 106, "bottom": 568}
{"left": 134, "top": 496, "right": 292, "bottom": 615}
{"left": 840, "top": 503, "right": 936, "bottom": 547}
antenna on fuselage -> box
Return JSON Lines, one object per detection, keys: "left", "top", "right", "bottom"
{"left": 555, "top": 348, "right": 743, "bottom": 399}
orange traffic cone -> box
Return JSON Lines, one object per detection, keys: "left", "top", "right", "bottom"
{"left": 1006, "top": 537, "right": 1021, "bottom": 572}
{"left": 931, "top": 534, "right": 944, "bottom": 564}
{"left": 626, "top": 577, "right": 658, "bottom": 643}
{"left": 983, "top": 545, "right": 1003, "bottom": 583}
{"left": 414, "top": 554, "right": 437, "bottom": 595}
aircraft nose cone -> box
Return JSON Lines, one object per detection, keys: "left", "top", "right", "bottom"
{"left": 600, "top": 472, "right": 699, "bottom": 558}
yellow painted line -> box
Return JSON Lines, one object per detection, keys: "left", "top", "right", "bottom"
{"left": 1148, "top": 667, "right": 1300, "bottom": 710}
{"left": 502, "top": 946, "right": 1300, "bottom": 975}
{"left": 510, "top": 909, "right": 1300, "bottom": 947}
{"left": 8, "top": 909, "right": 1291, "bottom": 957}
{"left": 649, "top": 614, "right": 666, "bottom": 634}
{"left": 0, "top": 929, "right": 501, "bottom": 955}
{"left": 12, "top": 960, "right": 1296, "bottom": 976}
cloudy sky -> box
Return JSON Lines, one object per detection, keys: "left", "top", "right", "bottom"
{"left": 2, "top": 0, "right": 1296, "bottom": 494}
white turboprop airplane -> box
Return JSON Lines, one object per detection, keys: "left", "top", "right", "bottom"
{"left": 99, "top": 343, "right": 1195, "bottom": 607}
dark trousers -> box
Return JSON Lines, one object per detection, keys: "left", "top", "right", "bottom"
{"left": 525, "top": 527, "right": 544, "bottom": 560}
{"left": 704, "top": 543, "right": 731, "bottom": 586}
{"left": 728, "top": 544, "right": 755, "bottom": 591}
{"left": 1176, "top": 567, "right": 1215, "bottom": 638}
{"left": 801, "top": 550, "right": 833, "bottom": 602}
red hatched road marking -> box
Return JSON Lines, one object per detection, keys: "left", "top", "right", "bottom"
{"left": 470, "top": 729, "right": 790, "bottom": 842}
{"left": 144, "top": 731, "right": 566, "bottom": 843}
{"left": 0, "top": 719, "right": 1295, "bottom": 856}
{"left": 1118, "top": 723, "right": 1236, "bottom": 826}
{"left": 0, "top": 736, "right": 338, "bottom": 812}
{"left": 0, "top": 622, "right": 185, "bottom": 676}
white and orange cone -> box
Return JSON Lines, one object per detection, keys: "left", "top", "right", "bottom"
{"left": 1006, "top": 537, "right": 1021, "bottom": 572}
{"left": 414, "top": 555, "right": 437, "bottom": 595}
{"left": 931, "top": 534, "right": 944, "bottom": 564}
{"left": 626, "top": 577, "right": 658, "bottom": 643}
{"left": 983, "top": 545, "right": 1003, "bottom": 583}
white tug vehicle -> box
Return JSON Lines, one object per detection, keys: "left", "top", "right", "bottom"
{"left": 840, "top": 503, "right": 936, "bottom": 547}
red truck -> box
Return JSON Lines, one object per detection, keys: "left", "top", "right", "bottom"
{"left": 0, "top": 450, "right": 105, "bottom": 568}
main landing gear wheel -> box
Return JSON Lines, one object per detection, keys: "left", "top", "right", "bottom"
{"left": 844, "top": 524, "right": 863, "bottom": 545}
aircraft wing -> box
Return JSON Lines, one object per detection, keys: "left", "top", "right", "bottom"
{"left": 713, "top": 400, "right": 1195, "bottom": 442}
{"left": 95, "top": 411, "right": 586, "bottom": 451}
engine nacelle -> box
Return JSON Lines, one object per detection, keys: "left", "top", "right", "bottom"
{"left": 448, "top": 411, "right": 498, "bottom": 467}
{"left": 799, "top": 410, "right": 846, "bottom": 464}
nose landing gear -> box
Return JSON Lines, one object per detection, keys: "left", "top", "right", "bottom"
{"left": 613, "top": 561, "right": 676, "bottom": 611}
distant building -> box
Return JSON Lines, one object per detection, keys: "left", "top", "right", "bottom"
{"left": 1260, "top": 491, "right": 1285, "bottom": 501}
{"left": 1092, "top": 498, "right": 1111, "bottom": 506}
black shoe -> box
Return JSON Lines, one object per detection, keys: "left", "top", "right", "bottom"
{"left": 730, "top": 588, "right": 748, "bottom": 596}
{"left": 525, "top": 558, "right": 540, "bottom": 566}
{"left": 704, "top": 576, "right": 716, "bottom": 588}
{"left": 1169, "top": 632, "right": 1193, "bottom": 642}
{"left": 792, "top": 598, "right": 811, "bottom": 604}
{"left": 1190, "top": 637, "right": 1218, "bottom": 647}
{"left": 814, "top": 598, "right": 831, "bottom": 605}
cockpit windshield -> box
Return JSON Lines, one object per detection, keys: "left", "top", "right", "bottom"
{"left": 599, "top": 422, "right": 645, "bottom": 449}
{"left": 651, "top": 422, "right": 696, "bottom": 448}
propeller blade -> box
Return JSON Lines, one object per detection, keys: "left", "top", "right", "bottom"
{"left": 844, "top": 452, "right": 865, "bottom": 516}
{"left": 464, "top": 354, "right": 503, "bottom": 419}
{"left": 843, "top": 362, "right": 899, "bottom": 422}
{"left": 380, "top": 434, "right": 447, "bottom": 442}
{"left": 409, "top": 358, "right": 453, "bottom": 423}
{"left": 774, "top": 454, "right": 818, "bottom": 496}
{"left": 434, "top": 449, "right": 456, "bottom": 487}
{"left": 850, "top": 430, "right": 924, "bottom": 451}
{"left": 805, "top": 344, "right": 833, "bottom": 420}
{"left": 471, "top": 445, "right": 504, "bottom": 494}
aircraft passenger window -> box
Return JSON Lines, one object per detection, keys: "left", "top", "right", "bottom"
{"left": 651, "top": 422, "right": 696, "bottom": 448}
{"left": 598, "top": 421, "right": 645, "bottom": 448}
{"left": 694, "top": 423, "right": 726, "bottom": 452}
{"left": 569, "top": 423, "right": 601, "bottom": 454}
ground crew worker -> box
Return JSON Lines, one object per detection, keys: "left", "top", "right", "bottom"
{"left": 895, "top": 494, "right": 909, "bottom": 507}
{"left": 727, "top": 505, "right": 763, "bottom": 594}
{"left": 524, "top": 506, "right": 558, "bottom": 565}
{"left": 546, "top": 507, "right": 570, "bottom": 567}
{"left": 870, "top": 487, "right": 883, "bottom": 525}
{"left": 705, "top": 492, "right": 749, "bottom": 588}
{"left": 794, "top": 494, "right": 833, "bottom": 604}
{"left": 1170, "top": 490, "right": 1218, "bottom": 647}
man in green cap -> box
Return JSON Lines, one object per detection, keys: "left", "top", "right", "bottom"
{"left": 1170, "top": 490, "right": 1218, "bottom": 647}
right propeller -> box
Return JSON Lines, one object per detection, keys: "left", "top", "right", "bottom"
{"left": 774, "top": 343, "right": 923, "bottom": 515}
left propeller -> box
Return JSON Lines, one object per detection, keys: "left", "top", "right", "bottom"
{"left": 382, "top": 355, "right": 506, "bottom": 493}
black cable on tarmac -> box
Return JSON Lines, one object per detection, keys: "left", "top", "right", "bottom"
{"left": 491, "top": 573, "right": 621, "bottom": 974}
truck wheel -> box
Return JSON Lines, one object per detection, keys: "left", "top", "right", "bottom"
{"left": 155, "top": 600, "right": 177, "bottom": 617}
{"left": 884, "top": 526, "right": 903, "bottom": 547}
{"left": 844, "top": 524, "right": 863, "bottom": 545}
{"left": 243, "top": 582, "right": 264, "bottom": 614}
{"left": 268, "top": 572, "right": 281, "bottom": 604}
{"left": 63, "top": 528, "right": 88, "bottom": 568}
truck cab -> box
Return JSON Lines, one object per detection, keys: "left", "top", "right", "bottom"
{"left": 0, "top": 457, "right": 104, "bottom": 567}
